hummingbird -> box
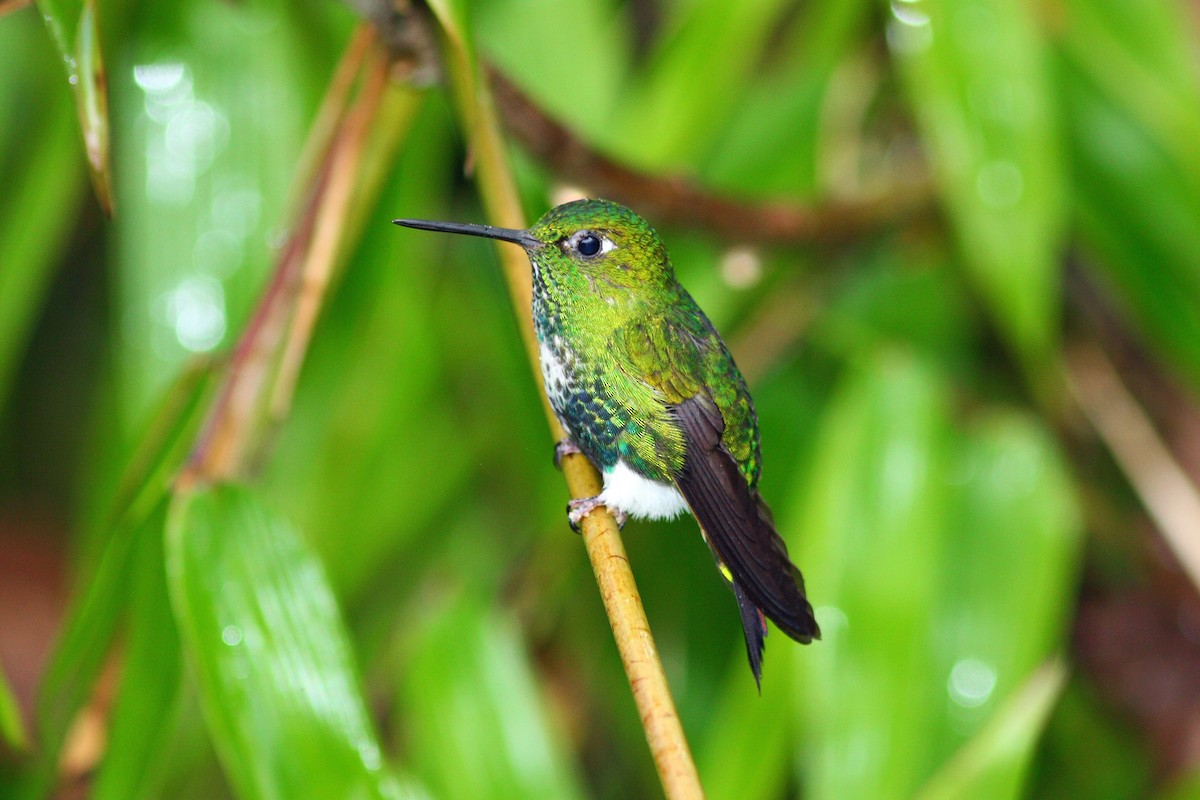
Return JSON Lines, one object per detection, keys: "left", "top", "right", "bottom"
{"left": 393, "top": 199, "right": 819, "bottom": 684}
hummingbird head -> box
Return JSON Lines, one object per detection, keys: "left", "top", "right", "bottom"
{"left": 524, "top": 199, "right": 669, "bottom": 279}
{"left": 394, "top": 199, "right": 675, "bottom": 301}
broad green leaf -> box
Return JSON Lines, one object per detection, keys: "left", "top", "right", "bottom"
{"left": 399, "top": 593, "right": 585, "bottom": 800}
{"left": 1056, "top": 0, "right": 1200, "bottom": 389}
{"left": 92, "top": 510, "right": 182, "bottom": 800}
{"left": 929, "top": 412, "right": 1081, "bottom": 764}
{"left": 613, "top": 0, "right": 794, "bottom": 169}
{"left": 0, "top": 10, "right": 83, "bottom": 408}
{"left": 889, "top": 0, "right": 1065, "bottom": 370}
{"left": 791, "top": 351, "right": 950, "bottom": 800}
{"left": 915, "top": 660, "right": 1067, "bottom": 800}
{"left": 474, "top": 0, "right": 629, "bottom": 147}
{"left": 703, "top": 0, "right": 874, "bottom": 195}
{"left": 166, "top": 483, "right": 400, "bottom": 800}
{"left": 787, "top": 359, "right": 1080, "bottom": 799}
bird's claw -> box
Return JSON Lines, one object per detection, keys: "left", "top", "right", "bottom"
{"left": 566, "top": 496, "right": 627, "bottom": 532}
{"left": 553, "top": 439, "right": 582, "bottom": 470}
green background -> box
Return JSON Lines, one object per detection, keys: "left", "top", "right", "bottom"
{"left": 2, "top": 0, "right": 1199, "bottom": 797}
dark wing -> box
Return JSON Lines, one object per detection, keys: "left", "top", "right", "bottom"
{"left": 674, "top": 396, "right": 819, "bottom": 645}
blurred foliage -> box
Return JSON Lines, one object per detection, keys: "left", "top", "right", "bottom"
{"left": 1, "top": 0, "right": 1199, "bottom": 798}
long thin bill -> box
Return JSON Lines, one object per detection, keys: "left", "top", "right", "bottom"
{"left": 392, "top": 218, "right": 537, "bottom": 248}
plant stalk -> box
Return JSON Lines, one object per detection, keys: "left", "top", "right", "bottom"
{"left": 425, "top": 3, "right": 703, "bottom": 796}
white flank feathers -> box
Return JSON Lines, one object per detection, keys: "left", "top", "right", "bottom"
{"left": 600, "top": 460, "right": 688, "bottom": 521}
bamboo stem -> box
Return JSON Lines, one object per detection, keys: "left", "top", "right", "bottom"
{"left": 565, "top": 456, "right": 704, "bottom": 798}
{"left": 425, "top": 4, "right": 703, "bottom": 796}
{"left": 270, "top": 42, "right": 390, "bottom": 419}
{"left": 183, "top": 27, "right": 387, "bottom": 484}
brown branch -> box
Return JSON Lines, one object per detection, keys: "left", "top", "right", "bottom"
{"left": 353, "top": 0, "right": 931, "bottom": 246}
{"left": 0, "top": 0, "right": 33, "bottom": 16}
{"left": 489, "top": 68, "right": 932, "bottom": 245}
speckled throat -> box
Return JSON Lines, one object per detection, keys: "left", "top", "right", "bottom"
{"left": 532, "top": 254, "right": 629, "bottom": 475}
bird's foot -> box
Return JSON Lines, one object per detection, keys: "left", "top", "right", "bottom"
{"left": 566, "top": 496, "right": 627, "bottom": 532}
{"left": 553, "top": 439, "right": 583, "bottom": 470}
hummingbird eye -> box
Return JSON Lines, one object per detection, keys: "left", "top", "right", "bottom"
{"left": 576, "top": 234, "right": 602, "bottom": 257}
{"left": 567, "top": 231, "right": 614, "bottom": 259}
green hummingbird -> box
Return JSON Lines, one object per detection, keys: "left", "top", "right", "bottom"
{"left": 393, "top": 198, "right": 818, "bottom": 684}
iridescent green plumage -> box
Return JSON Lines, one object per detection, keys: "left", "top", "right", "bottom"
{"left": 523, "top": 200, "right": 758, "bottom": 487}
{"left": 394, "top": 199, "right": 818, "bottom": 686}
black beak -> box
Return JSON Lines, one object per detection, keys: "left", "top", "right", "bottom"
{"left": 392, "top": 218, "right": 539, "bottom": 249}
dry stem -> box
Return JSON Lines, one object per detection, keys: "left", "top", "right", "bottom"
{"left": 1066, "top": 345, "right": 1200, "bottom": 587}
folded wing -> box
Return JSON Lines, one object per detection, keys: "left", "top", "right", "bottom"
{"left": 673, "top": 396, "right": 819, "bottom": 646}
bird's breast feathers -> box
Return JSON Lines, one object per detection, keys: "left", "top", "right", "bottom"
{"left": 539, "top": 338, "right": 575, "bottom": 417}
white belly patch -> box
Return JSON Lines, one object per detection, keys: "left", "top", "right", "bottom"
{"left": 600, "top": 461, "right": 689, "bottom": 521}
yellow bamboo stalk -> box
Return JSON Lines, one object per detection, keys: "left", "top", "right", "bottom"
{"left": 425, "top": 3, "right": 703, "bottom": 797}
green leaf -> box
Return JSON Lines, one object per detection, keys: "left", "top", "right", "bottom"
{"left": 399, "top": 593, "right": 585, "bottom": 800}
{"left": 697, "top": 656, "right": 794, "bottom": 800}
{"left": 929, "top": 411, "right": 1081, "bottom": 763}
{"left": 0, "top": 663, "right": 27, "bottom": 752}
{"left": 790, "top": 351, "right": 951, "bottom": 800}
{"left": 914, "top": 660, "right": 1067, "bottom": 800}
{"left": 1056, "top": 0, "right": 1200, "bottom": 389}
{"left": 18, "top": 361, "right": 213, "bottom": 799}
{"left": 33, "top": 0, "right": 112, "bottom": 211}
{"left": 787, "top": 358, "right": 1080, "bottom": 799}
{"left": 474, "top": 0, "right": 629, "bottom": 147}
{"left": 166, "top": 483, "right": 401, "bottom": 800}
{"left": 702, "top": 0, "right": 874, "bottom": 195}
{"left": 613, "top": 0, "right": 795, "bottom": 168}
{"left": 0, "top": 11, "right": 83, "bottom": 408}
{"left": 92, "top": 509, "right": 182, "bottom": 800}
{"left": 890, "top": 0, "right": 1066, "bottom": 370}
